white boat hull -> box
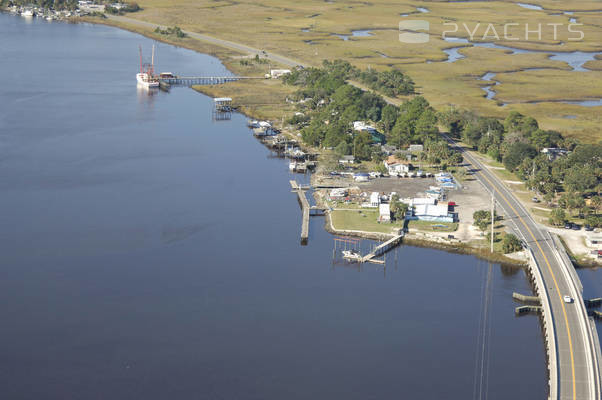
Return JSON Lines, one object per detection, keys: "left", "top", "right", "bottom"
{"left": 136, "top": 73, "right": 159, "bottom": 88}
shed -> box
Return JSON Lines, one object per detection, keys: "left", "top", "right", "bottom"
{"left": 214, "top": 97, "right": 233, "bottom": 111}
{"left": 379, "top": 203, "right": 391, "bottom": 222}
{"left": 370, "top": 192, "right": 381, "bottom": 207}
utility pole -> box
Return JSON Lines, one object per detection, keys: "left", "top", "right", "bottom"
{"left": 490, "top": 193, "right": 495, "bottom": 253}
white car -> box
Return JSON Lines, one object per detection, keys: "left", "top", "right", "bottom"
{"left": 563, "top": 295, "right": 573, "bottom": 304}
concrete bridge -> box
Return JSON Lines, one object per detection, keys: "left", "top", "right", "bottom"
{"left": 444, "top": 133, "right": 602, "bottom": 400}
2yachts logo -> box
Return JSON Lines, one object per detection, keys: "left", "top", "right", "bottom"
{"left": 399, "top": 20, "right": 585, "bottom": 43}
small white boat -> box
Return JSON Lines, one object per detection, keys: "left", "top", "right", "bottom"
{"left": 46, "top": 16, "right": 54, "bottom": 21}
{"left": 342, "top": 250, "right": 363, "bottom": 262}
{"left": 21, "top": 9, "right": 35, "bottom": 17}
{"left": 289, "top": 161, "right": 296, "bottom": 171}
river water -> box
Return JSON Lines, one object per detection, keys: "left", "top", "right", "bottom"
{"left": 0, "top": 13, "right": 547, "bottom": 399}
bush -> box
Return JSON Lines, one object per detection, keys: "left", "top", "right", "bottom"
{"left": 154, "top": 26, "right": 186, "bottom": 38}
{"left": 549, "top": 208, "right": 566, "bottom": 226}
{"left": 586, "top": 215, "right": 602, "bottom": 228}
{"left": 502, "top": 233, "right": 522, "bottom": 254}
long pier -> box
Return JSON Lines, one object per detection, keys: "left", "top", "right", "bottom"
{"left": 290, "top": 180, "right": 311, "bottom": 244}
{"left": 159, "top": 76, "right": 261, "bottom": 87}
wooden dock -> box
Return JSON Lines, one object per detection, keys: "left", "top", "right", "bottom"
{"left": 361, "top": 233, "right": 404, "bottom": 264}
{"left": 158, "top": 76, "right": 261, "bottom": 87}
{"left": 290, "top": 180, "right": 310, "bottom": 243}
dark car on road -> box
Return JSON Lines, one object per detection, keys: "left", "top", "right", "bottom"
{"left": 565, "top": 222, "right": 573, "bottom": 229}
{"left": 571, "top": 224, "right": 581, "bottom": 231}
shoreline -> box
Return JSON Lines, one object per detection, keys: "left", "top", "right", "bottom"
{"left": 89, "top": 12, "right": 534, "bottom": 268}
{"left": 321, "top": 208, "right": 528, "bottom": 267}
{"left": 21, "top": 11, "right": 557, "bottom": 268}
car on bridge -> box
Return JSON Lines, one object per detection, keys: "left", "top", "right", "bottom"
{"left": 563, "top": 295, "right": 573, "bottom": 303}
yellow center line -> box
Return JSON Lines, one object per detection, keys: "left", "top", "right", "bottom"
{"left": 471, "top": 154, "right": 577, "bottom": 400}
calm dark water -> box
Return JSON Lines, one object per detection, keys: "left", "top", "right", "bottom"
{"left": 0, "top": 14, "right": 546, "bottom": 399}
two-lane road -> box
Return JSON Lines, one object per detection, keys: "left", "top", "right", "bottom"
{"left": 444, "top": 134, "right": 600, "bottom": 400}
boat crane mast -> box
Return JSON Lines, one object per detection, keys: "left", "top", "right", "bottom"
{"left": 138, "top": 45, "right": 156, "bottom": 77}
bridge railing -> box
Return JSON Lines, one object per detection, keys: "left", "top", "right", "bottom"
{"left": 527, "top": 247, "right": 558, "bottom": 400}
{"left": 549, "top": 232, "right": 601, "bottom": 399}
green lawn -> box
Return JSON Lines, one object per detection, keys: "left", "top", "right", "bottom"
{"left": 330, "top": 209, "right": 404, "bottom": 234}
{"left": 406, "top": 220, "right": 458, "bottom": 232}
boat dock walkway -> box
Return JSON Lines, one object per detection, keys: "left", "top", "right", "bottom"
{"left": 290, "top": 180, "right": 311, "bottom": 243}
{"left": 159, "top": 76, "right": 262, "bottom": 87}
{"left": 361, "top": 233, "right": 404, "bottom": 264}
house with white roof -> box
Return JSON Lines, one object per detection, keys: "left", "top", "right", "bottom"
{"left": 383, "top": 155, "right": 412, "bottom": 176}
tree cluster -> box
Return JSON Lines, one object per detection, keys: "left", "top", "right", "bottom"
{"left": 355, "top": 68, "right": 415, "bottom": 97}
{"left": 154, "top": 26, "right": 186, "bottom": 38}
{"left": 441, "top": 108, "right": 601, "bottom": 222}
{"left": 283, "top": 60, "right": 454, "bottom": 164}
{"left": 502, "top": 233, "right": 522, "bottom": 254}
{"left": 8, "top": 0, "right": 78, "bottom": 10}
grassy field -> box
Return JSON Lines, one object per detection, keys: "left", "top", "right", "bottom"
{"left": 111, "top": 0, "right": 602, "bottom": 142}
{"left": 406, "top": 220, "right": 458, "bottom": 232}
{"left": 330, "top": 209, "right": 404, "bottom": 234}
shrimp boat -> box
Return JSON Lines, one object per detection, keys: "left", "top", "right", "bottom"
{"left": 136, "top": 45, "right": 159, "bottom": 89}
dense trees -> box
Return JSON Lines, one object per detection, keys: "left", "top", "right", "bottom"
{"left": 285, "top": 61, "right": 600, "bottom": 228}
{"left": 549, "top": 208, "right": 567, "bottom": 226}
{"left": 355, "top": 68, "right": 415, "bottom": 97}
{"left": 284, "top": 60, "right": 443, "bottom": 162}
{"left": 439, "top": 106, "right": 601, "bottom": 225}
{"left": 8, "top": 0, "right": 78, "bottom": 9}
{"left": 503, "top": 142, "right": 537, "bottom": 171}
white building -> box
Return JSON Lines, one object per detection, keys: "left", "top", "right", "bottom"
{"left": 414, "top": 203, "right": 453, "bottom": 222}
{"left": 329, "top": 188, "right": 347, "bottom": 201}
{"left": 411, "top": 197, "right": 437, "bottom": 206}
{"left": 339, "top": 155, "right": 355, "bottom": 164}
{"left": 353, "top": 121, "right": 377, "bottom": 133}
{"left": 370, "top": 192, "right": 381, "bottom": 207}
{"left": 541, "top": 147, "right": 569, "bottom": 161}
{"left": 379, "top": 203, "right": 391, "bottom": 222}
{"left": 383, "top": 155, "right": 412, "bottom": 176}
{"left": 270, "top": 69, "right": 291, "bottom": 78}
